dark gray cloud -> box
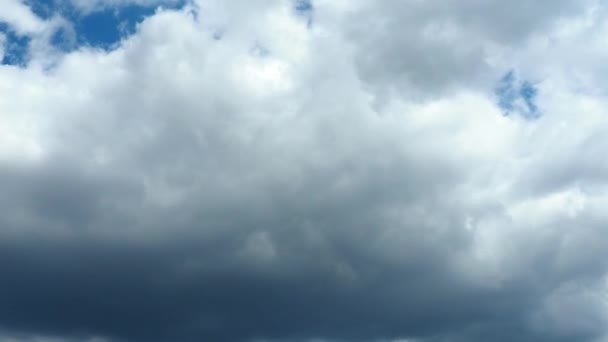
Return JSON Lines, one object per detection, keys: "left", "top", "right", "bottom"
{"left": 0, "top": 157, "right": 577, "bottom": 342}
{"left": 1, "top": 1, "right": 608, "bottom": 342}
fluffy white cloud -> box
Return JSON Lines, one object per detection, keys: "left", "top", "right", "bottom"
{"left": 0, "top": 0, "right": 47, "bottom": 34}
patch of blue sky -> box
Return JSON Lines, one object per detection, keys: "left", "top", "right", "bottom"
{"left": 519, "top": 80, "right": 539, "bottom": 115}
{"left": 49, "top": 25, "right": 75, "bottom": 51}
{"left": 1, "top": 0, "right": 187, "bottom": 67}
{"left": 72, "top": 5, "right": 158, "bottom": 49}
{"left": 23, "top": 0, "right": 60, "bottom": 20}
{"left": 295, "top": 0, "right": 313, "bottom": 13}
{"left": 23, "top": 0, "right": 186, "bottom": 51}
{"left": 495, "top": 70, "right": 541, "bottom": 120}
{"left": 496, "top": 71, "right": 517, "bottom": 112}
{"left": 0, "top": 23, "right": 31, "bottom": 66}
{"left": 293, "top": 0, "right": 314, "bottom": 27}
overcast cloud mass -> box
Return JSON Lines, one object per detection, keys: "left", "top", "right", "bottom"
{"left": 2, "top": 0, "right": 608, "bottom": 341}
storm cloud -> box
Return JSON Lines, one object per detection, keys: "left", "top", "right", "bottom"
{"left": 1, "top": 1, "right": 608, "bottom": 341}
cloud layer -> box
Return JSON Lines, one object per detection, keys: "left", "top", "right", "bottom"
{"left": 1, "top": 1, "right": 608, "bottom": 341}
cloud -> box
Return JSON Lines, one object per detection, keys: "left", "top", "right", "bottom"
{"left": 0, "top": 1, "right": 75, "bottom": 67}
{"left": 0, "top": 32, "right": 5, "bottom": 59}
{"left": 1, "top": 1, "right": 608, "bottom": 342}
{"left": 67, "top": 0, "right": 183, "bottom": 14}
{"left": 336, "top": 0, "right": 593, "bottom": 107}
{"left": 0, "top": 0, "right": 47, "bottom": 34}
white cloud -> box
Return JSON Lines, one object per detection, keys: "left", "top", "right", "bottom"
{"left": 2, "top": 1, "right": 608, "bottom": 341}
{"left": 0, "top": 1, "right": 74, "bottom": 68}
{"left": 0, "top": 0, "right": 46, "bottom": 34}
{"left": 68, "top": 0, "right": 182, "bottom": 13}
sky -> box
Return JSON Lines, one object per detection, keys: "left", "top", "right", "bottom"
{"left": 1, "top": 0, "right": 608, "bottom": 341}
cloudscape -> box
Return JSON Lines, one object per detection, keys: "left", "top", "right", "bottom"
{"left": 1, "top": 0, "right": 608, "bottom": 341}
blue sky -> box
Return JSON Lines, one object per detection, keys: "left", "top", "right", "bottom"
{"left": 495, "top": 70, "right": 540, "bottom": 119}
{"left": 0, "top": 22, "right": 30, "bottom": 66}
{"left": 1, "top": 0, "right": 186, "bottom": 65}
{"left": 0, "top": 0, "right": 319, "bottom": 65}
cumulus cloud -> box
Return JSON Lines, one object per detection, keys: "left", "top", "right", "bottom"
{"left": 1, "top": 1, "right": 608, "bottom": 342}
